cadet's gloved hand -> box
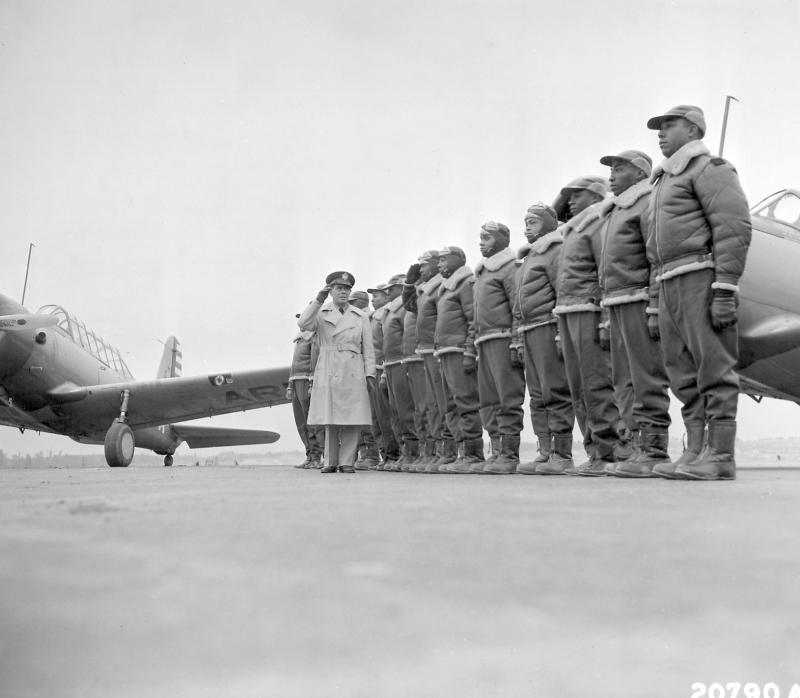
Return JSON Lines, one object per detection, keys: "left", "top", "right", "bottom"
{"left": 285, "top": 385, "right": 294, "bottom": 401}
{"left": 366, "top": 376, "right": 376, "bottom": 393}
{"left": 509, "top": 345, "right": 524, "bottom": 369}
{"left": 463, "top": 354, "right": 477, "bottom": 375}
{"left": 405, "top": 263, "right": 422, "bottom": 285}
{"left": 555, "top": 334, "right": 563, "bottom": 361}
{"left": 647, "top": 313, "right": 660, "bottom": 341}
{"left": 315, "top": 286, "right": 330, "bottom": 304}
{"left": 598, "top": 326, "right": 611, "bottom": 351}
{"left": 710, "top": 289, "right": 738, "bottom": 330}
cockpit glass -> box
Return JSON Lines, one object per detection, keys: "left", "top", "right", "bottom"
{"left": 752, "top": 191, "right": 800, "bottom": 233}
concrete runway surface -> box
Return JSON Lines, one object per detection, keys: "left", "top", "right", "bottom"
{"left": 2, "top": 463, "right": 800, "bottom": 698}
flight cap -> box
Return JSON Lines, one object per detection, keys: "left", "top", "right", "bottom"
{"left": 646, "top": 105, "right": 706, "bottom": 137}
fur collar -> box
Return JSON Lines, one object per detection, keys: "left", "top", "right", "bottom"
{"left": 570, "top": 202, "right": 603, "bottom": 233}
{"left": 652, "top": 140, "right": 710, "bottom": 179}
{"left": 387, "top": 295, "right": 404, "bottom": 312}
{"left": 474, "top": 246, "right": 517, "bottom": 274}
{"left": 441, "top": 264, "right": 473, "bottom": 291}
{"left": 599, "top": 179, "right": 652, "bottom": 216}
{"left": 419, "top": 273, "right": 443, "bottom": 296}
{"left": 519, "top": 229, "right": 563, "bottom": 258}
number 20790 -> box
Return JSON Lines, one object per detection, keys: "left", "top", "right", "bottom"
{"left": 691, "top": 683, "right": 800, "bottom": 698}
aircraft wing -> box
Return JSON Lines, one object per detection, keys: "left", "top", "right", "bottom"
{"left": 171, "top": 425, "right": 280, "bottom": 448}
{"left": 48, "top": 366, "right": 291, "bottom": 434}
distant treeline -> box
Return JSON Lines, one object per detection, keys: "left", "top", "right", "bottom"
{"left": 0, "top": 450, "right": 306, "bottom": 469}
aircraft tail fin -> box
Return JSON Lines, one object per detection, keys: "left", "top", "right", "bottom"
{"left": 157, "top": 336, "right": 182, "bottom": 379}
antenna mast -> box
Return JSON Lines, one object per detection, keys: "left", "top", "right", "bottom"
{"left": 21, "top": 243, "right": 35, "bottom": 306}
{"left": 718, "top": 95, "right": 740, "bottom": 158}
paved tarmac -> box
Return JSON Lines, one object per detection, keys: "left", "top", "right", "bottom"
{"left": 2, "top": 463, "right": 800, "bottom": 698}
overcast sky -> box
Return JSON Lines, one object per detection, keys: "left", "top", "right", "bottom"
{"left": 2, "top": 0, "right": 799, "bottom": 457}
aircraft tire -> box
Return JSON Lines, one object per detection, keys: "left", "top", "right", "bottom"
{"left": 164, "top": 454, "right": 173, "bottom": 467}
{"left": 105, "top": 421, "right": 135, "bottom": 467}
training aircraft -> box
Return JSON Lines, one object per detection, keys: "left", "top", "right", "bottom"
{"left": 0, "top": 292, "right": 290, "bottom": 466}
{"left": 737, "top": 188, "right": 800, "bottom": 405}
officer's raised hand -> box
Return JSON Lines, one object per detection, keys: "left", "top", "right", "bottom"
{"left": 315, "top": 285, "right": 330, "bottom": 304}
{"left": 710, "top": 289, "right": 738, "bottom": 330}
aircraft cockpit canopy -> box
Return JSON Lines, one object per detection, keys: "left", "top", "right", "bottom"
{"left": 752, "top": 190, "right": 800, "bottom": 241}
{"left": 36, "top": 305, "right": 134, "bottom": 380}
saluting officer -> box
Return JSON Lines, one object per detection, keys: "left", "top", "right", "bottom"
{"left": 645, "top": 105, "right": 751, "bottom": 480}
{"left": 298, "top": 271, "right": 376, "bottom": 474}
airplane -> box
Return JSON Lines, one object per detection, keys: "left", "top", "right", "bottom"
{"left": 553, "top": 186, "right": 800, "bottom": 406}
{"left": 737, "top": 188, "right": 800, "bottom": 405}
{"left": 0, "top": 292, "right": 291, "bottom": 467}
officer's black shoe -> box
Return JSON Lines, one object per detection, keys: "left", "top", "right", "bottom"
{"left": 339, "top": 465, "right": 356, "bottom": 474}
{"left": 321, "top": 464, "right": 338, "bottom": 473}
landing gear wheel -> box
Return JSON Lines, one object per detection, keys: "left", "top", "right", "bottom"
{"left": 105, "top": 421, "right": 135, "bottom": 467}
{"left": 164, "top": 454, "right": 173, "bottom": 467}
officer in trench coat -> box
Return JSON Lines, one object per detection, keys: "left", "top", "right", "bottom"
{"left": 298, "top": 271, "right": 376, "bottom": 473}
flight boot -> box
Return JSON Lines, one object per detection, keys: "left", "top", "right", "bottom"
{"left": 615, "top": 428, "right": 669, "bottom": 478}
{"left": 294, "top": 455, "right": 311, "bottom": 469}
{"left": 517, "top": 434, "right": 552, "bottom": 475}
{"left": 451, "top": 438, "right": 484, "bottom": 474}
{"left": 483, "top": 434, "right": 520, "bottom": 474}
{"left": 677, "top": 420, "right": 737, "bottom": 480}
{"left": 414, "top": 438, "right": 437, "bottom": 472}
{"left": 400, "top": 440, "right": 420, "bottom": 472}
{"left": 468, "top": 435, "right": 495, "bottom": 473}
{"left": 654, "top": 421, "right": 705, "bottom": 479}
{"left": 428, "top": 439, "right": 457, "bottom": 473}
{"left": 535, "top": 433, "right": 575, "bottom": 475}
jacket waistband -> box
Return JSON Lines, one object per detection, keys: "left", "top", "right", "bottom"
{"left": 656, "top": 253, "right": 714, "bottom": 282}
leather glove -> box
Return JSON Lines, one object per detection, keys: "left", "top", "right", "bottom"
{"left": 710, "top": 289, "right": 738, "bottom": 330}
{"left": 509, "top": 345, "right": 524, "bottom": 369}
{"left": 379, "top": 372, "right": 387, "bottom": 387}
{"left": 366, "top": 376, "right": 376, "bottom": 393}
{"left": 647, "top": 313, "right": 660, "bottom": 341}
{"left": 463, "top": 354, "right": 477, "bottom": 375}
{"left": 285, "top": 384, "right": 294, "bottom": 401}
{"left": 315, "top": 286, "right": 330, "bottom": 304}
{"left": 598, "top": 326, "right": 611, "bottom": 351}
{"left": 405, "top": 263, "right": 422, "bottom": 285}
{"left": 554, "top": 334, "right": 563, "bottom": 361}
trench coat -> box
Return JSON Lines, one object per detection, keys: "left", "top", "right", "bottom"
{"left": 297, "top": 300, "right": 376, "bottom": 426}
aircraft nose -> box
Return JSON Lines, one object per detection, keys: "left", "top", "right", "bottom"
{"left": 0, "top": 324, "right": 36, "bottom": 379}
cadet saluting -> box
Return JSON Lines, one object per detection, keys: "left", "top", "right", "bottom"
{"left": 298, "top": 271, "right": 376, "bottom": 474}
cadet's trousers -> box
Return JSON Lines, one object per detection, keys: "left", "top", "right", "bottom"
{"left": 521, "top": 323, "right": 574, "bottom": 436}
{"left": 405, "top": 359, "right": 429, "bottom": 445}
{"left": 559, "top": 311, "right": 620, "bottom": 460}
{"left": 438, "top": 351, "right": 483, "bottom": 442}
{"left": 609, "top": 329, "right": 636, "bottom": 434}
{"left": 659, "top": 269, "right": 739, "bottom": 424}
{"left": 609, "top": 301, "right": 671, "bottom": 430}
{"left": 385, "top": 362, "right": 418, "bottom": 449}
{"left": 371, "top": 368, "right": 400, "bottom": 459}
{"left": 291, "top": 379, "right": 323, "bottom": 458}
{"left": 422, "top": 352, "right": 456, "bottom": 442}
{"left": 476, "top": 337, "right": 525, "bottom": 437}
